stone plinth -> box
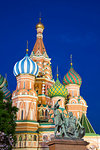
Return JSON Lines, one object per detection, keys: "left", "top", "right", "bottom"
{"left": 47, "top": 138, "right": 89, "bottom": 150}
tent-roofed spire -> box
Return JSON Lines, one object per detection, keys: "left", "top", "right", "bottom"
{"left": 80, "top": 113, "right": 95, "bottom": 133}
{"left": 30, "top": 18, "right": 48, "bottom": 58}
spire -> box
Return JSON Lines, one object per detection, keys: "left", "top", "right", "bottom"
{"left": 57, "top": 66, "right": 59, "bottom": 78}
{"left": 26, "top": 40, "right": 29, "bottom": 55}
{"left": 39, "top": 12, "right": 41, "bottom": 23}
{"left": 70, "top": 54, "right": 73, "bottom": 67}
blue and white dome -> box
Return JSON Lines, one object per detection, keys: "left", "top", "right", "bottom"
{"left": 13, "top": 54, "right": 39, "bottom": 77}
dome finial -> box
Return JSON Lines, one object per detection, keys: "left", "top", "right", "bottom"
{"left": 57, "top": 66, "right": 59, "bottom": 78}
{"left": 70, "top": 54, "right": 73, "bottom": 66}
{"left": 36, "top": 13, "right": 44, "bottom": 30}
{"left": 26, "top": 40, "right": 29, "bottom": 55}
{"left": 39, "top": 12, "right": 41, "bottom": 22}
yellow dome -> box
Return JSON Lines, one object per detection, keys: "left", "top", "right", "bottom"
{"left": 48, "top": 77, "right": 68, "bottom": 98}
{"left": 36, "top": 18, "right": 44, "bottom": 30}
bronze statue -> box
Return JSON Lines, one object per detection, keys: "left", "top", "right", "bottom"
{"left": 53, "top": 99, "right": 85, "bottom": 139}
{"left": 54, "top": 99, "right": 67, "bottom": 137}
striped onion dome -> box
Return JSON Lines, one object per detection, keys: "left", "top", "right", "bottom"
{"left": 0, "top": 74, "right": 5, "bottom": 86}
{"left": 0, "top": 74, "right": 7, "bottom": 88}
{"left": 48, "top": 76, "right": 68, "bottom": 98}
{"left": 63, "top": 66, "right": 82, "bottom": 86}
{"left": 0, "top": 74, "right": 11, "bottom": 100}
{"left": 13, "top": 53, "right": 39, "bottom": 77}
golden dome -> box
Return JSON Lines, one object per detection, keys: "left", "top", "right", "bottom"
{"left": 36, "top": 18, "right": 44, "bottom": 30}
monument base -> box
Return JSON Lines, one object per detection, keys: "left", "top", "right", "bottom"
{"left": 47, "top": 138, "right": 89, "bottom": 150}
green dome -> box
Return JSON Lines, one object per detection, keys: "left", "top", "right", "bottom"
{"left": 0, "top": 74, "right": 4, "bottom": 86}
{"left": 48, "top": 77, "right": 68, "bottom": 98}
{"left": 63, "top": 66, "right": 82, "bottom": 86}
{"left": 0, "top": 74, "right": 8, "bottom": 88}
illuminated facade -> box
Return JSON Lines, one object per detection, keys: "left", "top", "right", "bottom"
{"left": 12, "top": 19, "right": 100, "bottom": 150}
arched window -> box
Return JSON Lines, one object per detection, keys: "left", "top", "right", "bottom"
{"left": 34, "top": 135, "right": 37, "bottom": 141}
{"left": 36, "top": 90, "right": 38, "bottom": 94}
{"left": 42, "top": 109, "right": 44, "bottom": 116}
{"left": 19, "top": 136, "right": 22, "bottom": 141}
{"left": 45, "top": 109, "right": 48, "bottom": 117}
{"left": 19, "top": 135, "right": 22, "bottom": 147}
{"left": 21, "top": 110, "right": 23, "bottom": 120}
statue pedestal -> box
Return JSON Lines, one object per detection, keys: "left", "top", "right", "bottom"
{"left": 47, "top": 138, "right": 89, "bottom": 150}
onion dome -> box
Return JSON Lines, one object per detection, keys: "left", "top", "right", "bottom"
{"left": 1, "top": 86, "right": 11, "bottom": 100}
{"left": 36, "top": 18, "right": 44, "bottom": 30}
{"left": 0, "top": 74, "right": 8, "bottom": 88}
{"left": 63, "top": 65, "right": 82, "bottom": 86}
{"left": 13, "top": 48, "right": 39, "bottom": 77}
{"left": 0, "top": 74, "right": 11, "bottom": 100}
{"left": 48, "top": 75, "right": 68, "bottom": 98}
{"left": 0, "top": 74, "right": 4, "bottom": 86}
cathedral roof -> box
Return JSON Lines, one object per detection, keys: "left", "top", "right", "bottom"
{"left": 13, "top": 52, "right": 39, "bottom": 77}
{"left": 63, "top": 65, "right": 82, "bottom": 86}
{"left": 30, "top": 18, "right": 49, "bottom": 58}
{"left": 48, "top": 76, "right": 68, "bottom": 98}
{"left": 79, "top": 113, "right": 95, "bottom": 134}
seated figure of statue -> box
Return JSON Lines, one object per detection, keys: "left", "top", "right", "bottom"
{"left": 53, "top": 99, "right": 85, "bottom": 139}
{"left": 66, "top": 112, "right": 85, "bottom": 138}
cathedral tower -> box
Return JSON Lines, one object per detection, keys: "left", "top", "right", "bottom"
{"left": 30, "top": 18, "right": 54, "bottom": 122}
{"left": 63, "top": 55, "right": 87, "bottom": 118}
{"left": 12, "top": 49, "right": 39, "bottom": 148}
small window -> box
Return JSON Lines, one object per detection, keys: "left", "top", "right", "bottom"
{"left": 36, "top": 90, "right": 38, "bottom": 94}
{"left": 19, "top": 136, "right": 22, "bottom": 141}
{"left": 34, "top": 135, "right": 37, "bottom": 141}
{"left": 45, "top": 109, "right": 48, "bottom": 117}
{"left": 42, "top": 109, "right": 44, "bottom": 116}
{"left": 21, "top": 110, "right": 23, "bottom": 120}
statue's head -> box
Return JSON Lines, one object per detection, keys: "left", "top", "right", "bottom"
{"left": 69, "top": 112, "right": 73, "bottom": 117}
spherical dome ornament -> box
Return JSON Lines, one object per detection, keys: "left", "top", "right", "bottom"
{"left": 13, "top": 51, "right": 39, "bottom": 77}
{"left": 48, "top": 76, "right": 68, "bottom": 98}
{"left": 36, "top": 18, "right": 44, "bottom": 30}
{"left": 63, "top": 65, "right": 82, "bottom": 86}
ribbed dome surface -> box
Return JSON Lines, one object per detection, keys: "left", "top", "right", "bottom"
{"left": 13, "top": 54, "right": 39, "bottom": 77}
{"left": 0, "top": 74, "right": 11, "bottom": 100}
{"left": 0, "top": 74, "right": 4, "bottom": 86}
{"left": 48, "top": 77, "right": 68, "bottom": 98}
{"left": 63, "top": 66, "right": 82, "bottom": 86}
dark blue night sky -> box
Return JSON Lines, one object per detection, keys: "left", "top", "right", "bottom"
{"left": 0, "top": 0, "right": 100, "bottom": 133}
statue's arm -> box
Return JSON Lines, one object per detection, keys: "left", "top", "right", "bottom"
{"left": 54, "top": 99, "right": 61, "bottom": 109}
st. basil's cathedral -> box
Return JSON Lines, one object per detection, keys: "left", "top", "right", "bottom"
{"left": 0, "top": 18, "right": 100, "bottom": 150}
